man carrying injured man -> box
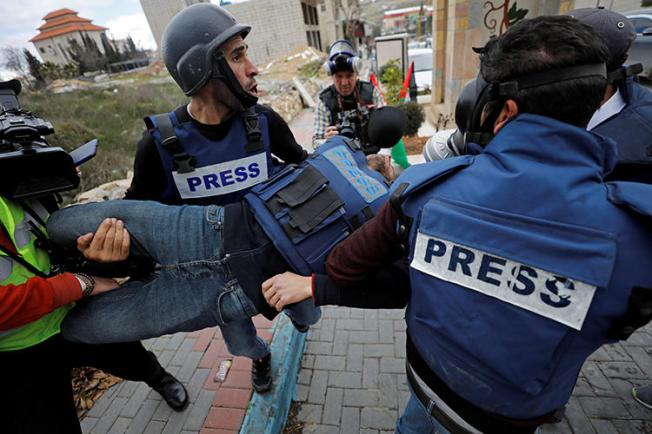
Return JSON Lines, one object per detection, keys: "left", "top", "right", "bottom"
{"left": 46, "top": 107, "right": 408, "bottom": 347}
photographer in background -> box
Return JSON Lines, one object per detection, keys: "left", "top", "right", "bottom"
{"left": 0, "top": 79, "right": 187, "bottom": 434}
{"left": 313, "top": 40, "right": 383, "bottom": 151}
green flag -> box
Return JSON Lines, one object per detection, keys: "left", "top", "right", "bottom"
{"left": 391, "top": 139, "right": 410, "bottom": 169}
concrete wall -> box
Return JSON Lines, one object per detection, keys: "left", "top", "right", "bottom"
{"left": 139, "top": 0, "right": 208, "bottom": 50}
{"left": 226, "top": 0, "right": 318, "bottom": 65}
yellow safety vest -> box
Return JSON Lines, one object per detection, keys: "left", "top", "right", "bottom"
{"left": 0, "top": 196, "right": 72, "bottom": 351}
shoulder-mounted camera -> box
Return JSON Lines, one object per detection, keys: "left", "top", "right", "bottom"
{"left": 0, "top": 79, "right": 95, "bottom": 200}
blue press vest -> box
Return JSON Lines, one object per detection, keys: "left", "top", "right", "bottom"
{"left": 592, "top": 77, "right": 652, "bottom": 162}
{"left": 396, "top": 114, "right": 652, "bottom": 419}
{"left": 245, "top": 136, "right": 389, "bottom": 275}
{"left": 147, "top": 110, "right": 283, "bottom": 205}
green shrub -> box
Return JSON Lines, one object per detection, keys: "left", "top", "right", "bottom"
{"left": 379, "top": 59, "right": 402, "bottom": 106}
{"left": 398, "top": 101, "right": 425, "bottom": 136}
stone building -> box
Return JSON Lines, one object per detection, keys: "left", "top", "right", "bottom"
{"left": 317, "top": 0, "right": 356, "bottom": 52}
{"left": 138, "top": 0, "right": 353, "bottom": 64}
{"left": 30, "top": 9, "right": 108, "bottom": 66}
{"left": 383, "top": 5, "right": 434, "bottom": 35}
{"left": 139, "top": 0, "right": 209, "bottom": 50}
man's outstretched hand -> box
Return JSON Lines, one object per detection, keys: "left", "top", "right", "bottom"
{"left": 262, "top": 272, "right": 312, "bottom": 311}
{"left": 76, "top": 218, "right": 130, "bottom": 263}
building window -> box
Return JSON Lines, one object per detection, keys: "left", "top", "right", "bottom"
{"left": 302, "top": 3, "right": 309, "bottom": 25}
{"left": 39, "top": 47, "right": 45, "bottom": 53}
{"left": 302, "top": 1, "right": 319, "bottom": 25}
{"left": 311, "top": 5, "right": 319, "bottom": 25}
{"left": 306, "top": 30, "right": 322, "bottom": 50}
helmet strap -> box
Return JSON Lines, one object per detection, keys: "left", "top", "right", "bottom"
{"left": 212, "top": 52, "right": 258, "bottom": 109}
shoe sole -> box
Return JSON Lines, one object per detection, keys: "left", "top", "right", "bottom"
{"left": 253, "top": 382, "right": 272, "bottom": 394}
{"left": 169, "top": 398, "right": 190, "bottom": 412}
{"left": 631, "top": 388, "right": 652, "bottom": 410}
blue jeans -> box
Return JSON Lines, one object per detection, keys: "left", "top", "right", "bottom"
{"left": 396, "top": 392, "right": 543, "bottom": 434}
{"left": 396, "top": 394, "right": 451, "bottom": 434}
{"left": 48, "top": 200, "right": 320, "bottom": 360}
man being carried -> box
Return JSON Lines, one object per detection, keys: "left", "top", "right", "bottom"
{"left": 46, "top": 108, "right": 407, "bottom": 354}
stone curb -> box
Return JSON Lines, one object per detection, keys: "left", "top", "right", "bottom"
{"left": 240, "top": 314, "right": 307, "bottom": 434}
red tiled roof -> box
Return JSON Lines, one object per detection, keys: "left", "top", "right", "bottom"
{"left": 38, "top": 15, "right": 91, "bottom": 31}
{"left": 30, "top": 23, "right": 107, "bottom": 42}
{"left": 43, "top": 8, "right": 77, "bottom": 21}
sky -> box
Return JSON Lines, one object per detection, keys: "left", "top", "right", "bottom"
{"left": 0, "top": 0, "right": 249, "bottom": 79}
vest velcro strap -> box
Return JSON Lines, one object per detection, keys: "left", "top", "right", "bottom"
{"left": 155, "top": 114, "right": 181, "bottom": 153}
{"left": 172, "top": 152, "right": 197, "bottom": 174}
{"left": 343, "top": 138, "right": 361, "bottom": 153}
{"left": 287, "top": 187, "right": 343, "bottom": 234}
{"left": 243, "top": 108, "right": 264, "bottom": 153}
{"left": 349, "top": 215, "right": 362, "bottom": 229}
{"left": 276, "top": 166, "right": 327, "bottom": 207}
{"left": 154, "top": 114, "right": 197, "bottom": 174}
{"left": 281, "top": 222, "right": 303, "bottom": 240}
{"left": 265, "top": 197, "right": 285, "bottom": 216}
{"left": 264, "top": 166, "right": 327, "bottom": 215}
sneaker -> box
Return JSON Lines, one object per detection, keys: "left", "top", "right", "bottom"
{"left": 632, "top": 383, "right": 652, "bottom": 409}
{"left": 151, "top": 372, "right": 189, "bottom": 411}
{"left": 252, "top": 353, "right": 272, "bottom": 393}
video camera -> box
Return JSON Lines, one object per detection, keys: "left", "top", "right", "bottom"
{"left": 0, "top": 79, "right": 96, "bottom": 200}
{"left": 336, "top": 105, "right": 376, "bottom": 154}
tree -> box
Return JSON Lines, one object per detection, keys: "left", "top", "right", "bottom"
{"left": 126, "top": 36, "right": 138, "bottom": 56}
{"left": 101, "top": 33, "right": 121, "bottom": 63}
{"left": 335, "top": 0, "right": 361, "bottom": 42}
{"left": 68, "top": 34, "right": 105, "bottom": 74}
{"left": 379, "top": 59, "right": 402, "bottom": 105}
{"left": 642, "top": 0, "right": 652, "bottom": 6}
{"left": 1, "top": 46, "right": 29, "bottom": 78}
{"left": 23, "top": 49, "right": 45, "bottom": 87}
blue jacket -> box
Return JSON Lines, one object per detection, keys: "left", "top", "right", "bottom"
{"left": 245, "top": 136, "right": 389, "bottom": 275}
{"left": 592, "top": 77, "right": 652, "bottom": 162}
{"left": 397, "top": 114, "right": 652, "bottom": 419}
{"left": 146, "top": 110, "right": 283, "bottom": 205}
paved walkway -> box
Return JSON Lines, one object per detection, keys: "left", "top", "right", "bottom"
{"left": 295, "top": 307, "right": 652, "bottom": 434}
{"left": 81, "top": 316, "right": 274, "bottom": 434}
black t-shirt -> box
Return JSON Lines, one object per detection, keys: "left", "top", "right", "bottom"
{"left": 124, "top": 104, "right": 308, "bottom": 204}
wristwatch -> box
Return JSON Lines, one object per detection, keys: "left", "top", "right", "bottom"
{"left": 74, "top": 273, "right": 96, "bottom": 297}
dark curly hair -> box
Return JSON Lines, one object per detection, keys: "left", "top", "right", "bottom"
{"left": 480, "top": 15, "right": 609, "bottom": 127}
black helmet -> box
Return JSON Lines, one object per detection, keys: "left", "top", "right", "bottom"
{"left": 161, "top": 3, "right": 255, "bottom": 104}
